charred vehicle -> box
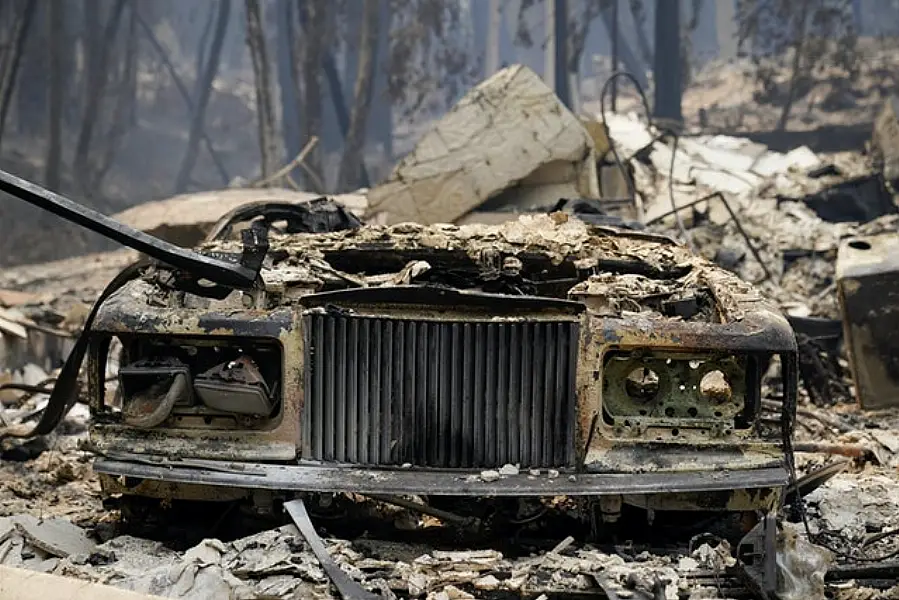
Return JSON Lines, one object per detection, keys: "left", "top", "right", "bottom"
{"left": 0, "top": 170, "right": 797, "bottom": 538}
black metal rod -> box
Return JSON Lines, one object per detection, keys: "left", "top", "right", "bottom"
{"left": 645, "top": 191, "right": 772, "bottom": 281}
{"left": 0, "top": 168, "right": 256, "bottom": 288}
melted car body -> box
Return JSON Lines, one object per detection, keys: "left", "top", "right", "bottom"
{"left": 83, "top": 212, "right": 798, "bottom": 516}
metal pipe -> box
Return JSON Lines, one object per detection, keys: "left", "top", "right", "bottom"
{"left": 364, "top": 493, "right": 479, "bottom": 528}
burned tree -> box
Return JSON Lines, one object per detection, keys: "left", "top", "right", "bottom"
{"left": 45, "top": 0, "right": 64, "bottom": 190}
{"left": 72, "top": 0, "right": 127, "bottom": 193}
{"left": 0, "top": 0, "right": 37, "bottom": 147}
{"left": 653, "top": 0, "right": 682, "bottom": 124}
{"left": 245, "top": 0, "right": 279, "bottom": 179}
{"left": 736, "top": 0, "right": 859, "bottom": 131}
{"left": 386, "top": 0, "right": 479, "bottom": 121}
{"left": 91, "top": 4, "right": 140, "bottom": 192}
{"left": 175, "top": 0, "right": 231, "bottom": 193}
{"left": 337, "top": 0, "right": 380, "bottom": 192}
{"left": 297, "top": 0, "right": 327, "bottom": 187}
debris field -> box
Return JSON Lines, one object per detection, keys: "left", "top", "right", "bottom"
{"left": 2, "top": 64, "right": 899, "bottom": 600}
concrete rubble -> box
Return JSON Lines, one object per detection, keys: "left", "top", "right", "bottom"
{"left": 0, "top": 507, "right": 798, "bottom": 600}
{"left": 366, "top": 65, "right": 600, "bottom": 225}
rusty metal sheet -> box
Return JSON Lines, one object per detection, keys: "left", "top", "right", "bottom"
{"left": 837, "top": 233, "right": 899, "bottom": 409}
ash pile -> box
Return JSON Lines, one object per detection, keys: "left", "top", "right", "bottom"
{"left": 2, "top": 65, "right": 899, "bottom": 600}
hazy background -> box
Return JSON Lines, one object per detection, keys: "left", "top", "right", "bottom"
{"left": 0, "top": 0, "right": 896, "bottom": 266}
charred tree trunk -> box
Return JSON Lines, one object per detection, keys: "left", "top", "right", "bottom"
{"left": 76, "top": 0, "right": 102, "bottom": 134}
{"left": 299, "top": 0, "right": 325, "bottom": 186}
{"left": 485, "top": 0, "right": 502, "bottom": 76}
{"left": 367, "top": 0, "right": 394, "bottom": 169}
{"left": 46, "top": 0, "right": 64, "bottom": 190}
{"left": 244, "top": 0, "right": 279, "bottom": 179}
{"left": 553, "top": 0, "right": 571, "bottom": 108}
{"left": 337, "top": 0, "right": 379, "bottom": 191}
{"left": 93, "top": 3, "right": 140, "bottom": 191}
{"left": 15, "top": 1, "right": 46, "bottom": 137}
{"left": 628, "top": 0, "right": 654, "bottom": 66}
{"left": 652, "top": 0, "right": 682, "bottom": 124}
{"left": 0, "top": 0, "right": 37, "bottom": 147}
{"left": 125, "top": 3, "right": 139, "bottom": 126}
{"left": 289, "top": 0, "right": 307, "bottom": 179}
{"left": 342, "top": 8, "right": 362, "bottom": 101}
{"left": 776, "top": 0, "right": 811, "bottom": 132}
{"left": 276, "top": 0, "right": 300, "bottom": 171}
{"left": 73, "top": 0, "right": 127, "bottom": 193}
{"left": 175, "top": 0, "right": 231, "bottom": 193}
{"left": 194, "top": 2, "right": 217, "bottom": 99}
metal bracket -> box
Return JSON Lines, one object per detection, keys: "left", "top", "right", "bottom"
{"left": 737, "top": 512, "right": 778, "bottom": 599}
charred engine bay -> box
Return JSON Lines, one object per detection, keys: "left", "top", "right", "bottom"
{"left": 198, "top": 214, "right": 744, "bottom": 324}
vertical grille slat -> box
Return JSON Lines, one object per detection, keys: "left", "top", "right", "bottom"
{"left": 461, "top": 323, "right": 474, "bottom": 468}
{"left": 305, "top": 314, "right": 578, "bottom": 468}
{"left": 358, "top": 319, "right": 370, "bottom": 463}
{"left": 347, "top": 319, "right": 359, "bottom": 462}
{"left": 323, "top": 316, "right": 336, "bottom": 461}
{"left": 520, "top": 323, "right": 532, "bottom": 465}
{"left": 370, "top": 320, "right": 382, "bottom": 463}
{"left": 508, "top": 325, "right": 520, "bottom": 466}
{"left": 393, "top": 321, "right": 406, "bottom": 464}
{"left": 531, "top": 323, "right": 546, "bottom": 467}
{"left": 496, "top": 325, "right": 509, "bottom": 466}
{"left": 334, "top": 317, "right": 347, "bottom": 462}
{"left": 382, "top": 320, "right": 394, "bottom": 462}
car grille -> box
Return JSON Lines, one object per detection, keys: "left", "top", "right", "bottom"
{"left": 302, "top": 313, "right": 578, "bottom": 468}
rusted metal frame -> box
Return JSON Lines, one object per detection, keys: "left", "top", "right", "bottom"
{"left": 593, "top": 315, "right": 796, "bottom": 354}
{"left": 91, "top": 294, "right": 294, "bottom": 336}
{"left": 646, "top": 191, "right": 773, "bottom": 281}
{"left": 92, "top": 456, "right": 789, "bottom": 496}
{"left": 581, "top": 313, "right": 794, "bottom": 465}
{"left": 87, "top": 307, "right": 303, "bottom": 461}
{"left": 299, "top": 286, "right": 585, "bottom": 313}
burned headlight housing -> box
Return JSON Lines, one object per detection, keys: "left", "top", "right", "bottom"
{"left": 601, "top": 350, "right": 762, "bottom": 439}
{"left": 91, "top": 335, "right": 282, "bottom": 431}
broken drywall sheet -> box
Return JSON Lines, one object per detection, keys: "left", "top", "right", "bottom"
{"left": 366, "top": 64, "right": 600, "bottom": 225}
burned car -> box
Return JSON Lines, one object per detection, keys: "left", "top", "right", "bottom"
{"left": 0, "top": 170, "right": 797, "bottom": 536}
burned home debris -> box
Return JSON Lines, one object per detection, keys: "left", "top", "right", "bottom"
{"left": 2, "top": 64, "right": 899, "bottom": 600}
